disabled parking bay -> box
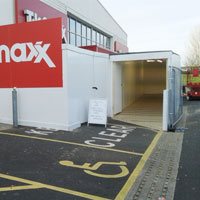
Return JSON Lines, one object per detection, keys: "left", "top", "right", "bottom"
{"left": 0, "top": 121, "right": 161, "bottom": 200}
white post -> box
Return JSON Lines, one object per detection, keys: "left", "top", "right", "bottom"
{"left": 163, "top": 89, "right": 169, "bottom": 131}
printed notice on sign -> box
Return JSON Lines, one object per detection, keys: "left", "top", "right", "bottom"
{"left": 88, "top": 99, "right": 107, "bottom": 127}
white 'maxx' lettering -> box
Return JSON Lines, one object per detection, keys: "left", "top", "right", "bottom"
{"left": 0, "top": 41, "right": 55, "bottom": 68}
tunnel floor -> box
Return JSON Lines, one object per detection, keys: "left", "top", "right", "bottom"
{"left": 113, "top": 94, "right": 163, "bottom": 130}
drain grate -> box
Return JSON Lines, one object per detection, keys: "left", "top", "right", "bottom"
{"left": 175, "top": 127, "right": 188, "bottom": 132}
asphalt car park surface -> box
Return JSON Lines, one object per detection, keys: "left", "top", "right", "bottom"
{"left": 174, "top": 100, "right": 200, "bottom": 200}
{"left": 0, "top": 120, "right": 160, "bottom": 200}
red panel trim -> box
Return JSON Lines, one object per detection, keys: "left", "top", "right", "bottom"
{"left": 114, "top": 41, "right": 129, "bottom": 53}
{"left": 15, "top": 0, "right": 67, "bottom": 43}
{"left": 80, "top": 45, "right": 114, "bottom": 54}
{"left": 192, "top": 68, "right": 199, "bottom": 77}
{"left": 15, "top": 0, "right": 67, "bottom": 26}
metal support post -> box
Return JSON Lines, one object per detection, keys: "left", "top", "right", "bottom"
{"left": 12, "top": 88, "right": 18, "bottom": 127}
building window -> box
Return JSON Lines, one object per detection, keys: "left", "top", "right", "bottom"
{"left": 82, "top": 25, "right": 86, "bottom": 38}
{"left": 70, "top": 33, "right": 76, "bottom": 45}
{"left": 92, "top": 30, "right": 96, "bottom": 45}
{"left": 87, "top": 27, "right": 91, "bottom": 45}
{"left": 69, "top": 18, "right": 76, "bottom": 33}
{"left": 82, "top": 38, "right": 86, "bottom": 46}
{"left": 68, "top": 16, "right": 111, "bottom": 49}
{"left": 96, "top": 32, "right": 100, "bottom": 45}
{"left": 104, "top": 36, "right": 107, "bottom": 47}
{"left": 76, "top": 35, "right": 81, "bottom": 46}
{"left": 76, "top": 22, "right": 81, "bottom": 35}
{"left": 106, "top": 37, "right": 110, "bottom": 49}
{"left": 100, "top": 34, "right": 104, "bottom": 47}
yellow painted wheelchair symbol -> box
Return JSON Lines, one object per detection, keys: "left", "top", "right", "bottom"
{"left": 59, "top": 160, "right": 129, "bottom": 178}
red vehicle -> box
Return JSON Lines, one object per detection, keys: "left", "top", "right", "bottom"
{"left": 184, "top": 67, "right": 200, "bottom": 100}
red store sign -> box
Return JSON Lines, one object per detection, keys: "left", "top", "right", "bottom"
{"left": 0, "top": 18, "right": 62, "bottom": 88}
{"left": 15, "top": 0, "right": 67, "bottom": 43}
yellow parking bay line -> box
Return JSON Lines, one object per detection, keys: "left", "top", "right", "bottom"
{"left": 115, "top": 131, "right": 162, "bottom": 200}
{"left": 0, "top": 173, "right": 110, "bottom": 200}
{"left": 0, "top": 132, "right": 143, "bottom": 156}
{"left": 0, "top": 185, "right": 42, "bottom": 192}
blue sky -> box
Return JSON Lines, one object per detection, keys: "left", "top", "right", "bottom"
{"left": 99, "top": 0, "right": 200, "bottom": 63}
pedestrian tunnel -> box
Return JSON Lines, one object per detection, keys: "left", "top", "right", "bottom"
{"left": 110, "top": 51, "right": 183, "bottom": 131}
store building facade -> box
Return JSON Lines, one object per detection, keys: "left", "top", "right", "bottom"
{"left": 0, "top": 0, "right": 182, "bottom": 131}
{"left": 1, "top": 0, "right": 128, "bottom": 53}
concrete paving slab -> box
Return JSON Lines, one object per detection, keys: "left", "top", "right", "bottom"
{"left": 0, "top": 123, "right": 12, "bottom": 131}
{"left": 126, "top": 132, "right": 183, "bottom": 200}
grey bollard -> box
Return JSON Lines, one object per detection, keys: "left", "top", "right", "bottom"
{"left": 12, "top": 88, "right": 18, "bottom": 128}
